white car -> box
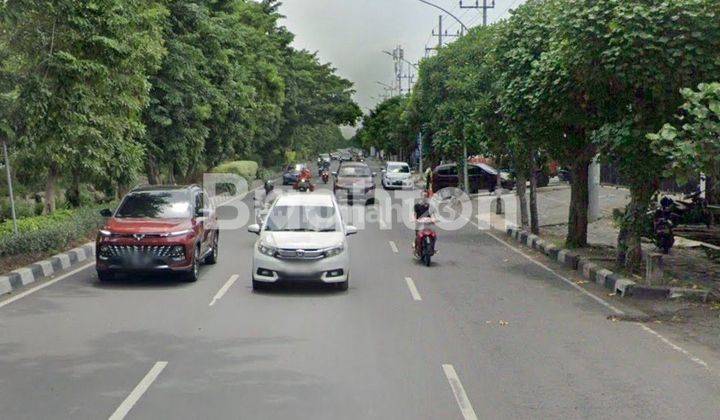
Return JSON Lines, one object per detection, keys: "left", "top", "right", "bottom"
{"left": 381, "top": 161, "right": 413, "bottom": 190}
{"left": 247, "top": 193, "right": 357, "bottom": 291}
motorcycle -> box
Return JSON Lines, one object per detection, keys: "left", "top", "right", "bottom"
{"left": 294, "top": 177, "right": 314, "bottom": 192}
{"left": 414, "top": 217, "right": 437, "bottom": 266}
{"left": 321, "top": 170, "right": 330, "bottom": 184}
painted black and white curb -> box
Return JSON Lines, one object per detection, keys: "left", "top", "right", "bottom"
{"left": 505, "top": 227, "right": 710, "bottom": 302}
{"left": 0, "top": 243, "right": 95, "bottom": 296}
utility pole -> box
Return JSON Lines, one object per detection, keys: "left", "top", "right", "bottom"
{"left": 2, "top": 138, "right": 18, "bottom": 235}
{"left": 425, "top": 15, "right": 461, "bottom": 56}
{"left": 460, "top": 0, "right": 496, "bottom": 26}
{"left": 393, "top": 45, "right": 405, "bottom": 95}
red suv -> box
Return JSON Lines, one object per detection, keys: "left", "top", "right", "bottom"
{"left": 96, "top": 185, "right": 218, "bottom": 282}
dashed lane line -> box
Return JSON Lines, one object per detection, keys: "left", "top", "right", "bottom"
{"left": 442, "top": 364, "right": 478, "bottom": 420}
{"left": 209, "top": 274, "right": 240, "bottom": 307}
{"left": 109, "top": 361, "right": 168, "bottom": 420}
{"left": 405, "top": 277, "right": 422, "bottom": 301}
{"left": 389, "top": 241, "right": 399, "bottom": 253}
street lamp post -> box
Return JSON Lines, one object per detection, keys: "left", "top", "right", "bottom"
{"left": 2, "top": 138, "right": 18, "bottom": 235}
{"left": 416, "top": 0, "right": 469, "bottom": 35}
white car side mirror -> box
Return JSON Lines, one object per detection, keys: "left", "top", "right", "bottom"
{"left": 248, "top": 224, "right": 261, "bottom": 235}
{"left": 345, "top": 225, "right": 358, "bottom": 236}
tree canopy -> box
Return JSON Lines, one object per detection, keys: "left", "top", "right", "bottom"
{"left": 0, "top": 0, "right": 361, "bottom": 209}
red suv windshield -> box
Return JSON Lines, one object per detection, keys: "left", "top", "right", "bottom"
{"left": 115, "top": 191, "right": 192, "bottom": 219}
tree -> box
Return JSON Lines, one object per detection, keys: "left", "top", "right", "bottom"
{"left": 550, "top": 0, "right": 720, "bottom": 269}
{"left": 357, "top": 96, "right": 413, "bottom": 160}
{"left": 1, "top": 0, "right": 167, "bottom": 211}
{"left": 650, "top": 83, "right": 720, "bottom": 200}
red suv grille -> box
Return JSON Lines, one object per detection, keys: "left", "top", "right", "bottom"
{"left": 103, "top": 245, "right": 174, "bottom": 258}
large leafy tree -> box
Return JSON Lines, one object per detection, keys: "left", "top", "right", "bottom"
{"left": 1, "top": 0, "right": 167, "bottom": 210}
{"left": 357, "top": 96, "right": 414, "bottom": 160}
{"left": 542, "top": 0, "right": 720, "bottom": 268}
{"left": 275, "top": 48, "right": 361, "bottom": 165}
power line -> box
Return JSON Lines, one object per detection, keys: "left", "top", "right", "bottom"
{"left": 459, "top": 0, "right": 496, "bottom": 27}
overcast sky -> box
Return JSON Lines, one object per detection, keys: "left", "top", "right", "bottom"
{"left": 279, "top": 0, "right": 524, "bottom": 131}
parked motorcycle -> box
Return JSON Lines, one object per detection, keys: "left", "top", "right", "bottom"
{"left": 414, "top": 217, "right": 437, "bottom": 266}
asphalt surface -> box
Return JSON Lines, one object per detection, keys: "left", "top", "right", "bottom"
{"left": 2, "top": 159, "right": 720, "bottom": 419}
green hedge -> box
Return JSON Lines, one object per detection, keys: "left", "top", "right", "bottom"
{"left": 0, "top": 205, "right": 109, "bottom": 257}
{"left": 211, "top": 161, "right": 259, "bottom": 182}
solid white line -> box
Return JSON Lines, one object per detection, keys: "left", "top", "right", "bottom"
{"left": 404, "top": 277, "right": 422, "bottom": 301}
{"left": 0, "top": 261, "right": 95, "bottom": 310}
{"left": 209, "top": 274, "right": 239, "bottom": 307}
{"left": 485, "top": 229, "right": 625, "bottom": 315}
{"left": 109, "top": 361, "right": 167, "bottom": 420}
{"left": 442, "top": 364, "right": 478, "bottom": 420}
{"left": 389, "top": 241, "right": 399, "bottom": 253}
{"left": 637, "top": 323, "right": 709, "bottom": 369}
{"left": 463, "top": 217, "right": 712, "bottom": 372}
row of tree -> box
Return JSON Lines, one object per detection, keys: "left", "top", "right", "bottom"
{"left": 0, "top": 0, "right": 361, "bottom": 212}
{"left": 355, "top": 0, "right": 720, "bottom": 272}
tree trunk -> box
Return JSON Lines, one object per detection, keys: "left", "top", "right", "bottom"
{"left": 566, "top": 156, "right": 591, "bottom": 248}
{"left": 516, "top": 171, "right": 529, "bottom": 230}
{"left": 529, "top": 158, "right": 540, "bottom": 235}
{"left": 146, "top": 155, "right": 160, "bottom": 185}
{"left": 168, "top": 165, "right": 177, "bottom": 185}
{"left": 44, "top": 163, "right": 58, "bottom": 214}
{"left": 66, "top": 170, "right": 81, "bottom": 208}
{"left": 619, "top": 182, "right": 655, "bottom": 273}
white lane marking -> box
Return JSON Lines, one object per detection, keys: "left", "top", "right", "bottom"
{"left": 485, "top": 229, "right": 625, "bottom": 315}
{"left": 463, "top": 217, "right": 712, "bottom": 372}
{"left": 0, "top": 262, "right": 94, "bottom": 310}
{"left": 389, "top": 241, "right": 399, "bottom": 253}
{"left": 109, "top": 361, "right": 167, "bottom": 420}
{"left": 637, "top": 323, "right": 709, "bottom": 369}
{"left": 209, "top": 274, "right": 239, "bottom": 307}
{"left": 404, "top": 277, "right": 422, "bottom": 301}
{"left": 442, "top": 364, "right": 478, "bottom": 420}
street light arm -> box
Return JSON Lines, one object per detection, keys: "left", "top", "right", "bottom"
{"left": 416, "top": 0, "right": 469, "bottom": 33}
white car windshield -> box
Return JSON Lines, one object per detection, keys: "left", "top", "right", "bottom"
{"left": 265, "top": 205, "right": 339, "bottom": 232}
{"left": 387, "top": 164, "right": 410, "bottom": 174}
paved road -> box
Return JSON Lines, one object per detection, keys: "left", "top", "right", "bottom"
{"left": 2, "top": 160, "right": 720, "bottom": 419}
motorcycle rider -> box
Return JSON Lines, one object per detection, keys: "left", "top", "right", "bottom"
{"left": 412, "top": 190, "right": 434, "bottom": 248}
{"left": 297, "top": 166, "right": 315, "bottom": 192}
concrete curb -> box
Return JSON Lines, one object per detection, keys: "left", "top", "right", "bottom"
{"left": 504, "top": 227, "right": 710, "bottom": 302}
{"left": 0, "top": 243, "right": 95, "bottom": 296}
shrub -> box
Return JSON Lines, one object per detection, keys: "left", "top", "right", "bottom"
{"left": 256, "top": 167, "right": 273, "bottom": 181}
{"left": 0, "top": 198, "right": 38, "bottom": 221}
{"left": 211, "top": 161, "right": 259, "bottom": 182}
{"left": 0, "top": 205, "right": 111, "bottom": 257}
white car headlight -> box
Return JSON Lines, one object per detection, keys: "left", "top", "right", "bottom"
{"left": 258, "top": 243, "right": 277, "bottom": 257}
{"left": 324, "top": 244, "right": 345, "bottom": 258}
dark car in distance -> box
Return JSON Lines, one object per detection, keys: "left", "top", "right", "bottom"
{"left": 96, "top": 185, "right": 218, "bottom": 282}
{"left": 333, "top": 162, "right": 376, "bottom": 205}
{"left": 282, "top": 163, "right": 308, "bottom": 185}
{"left": 432, "top": 163, "right": 515, "bottom": 194}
